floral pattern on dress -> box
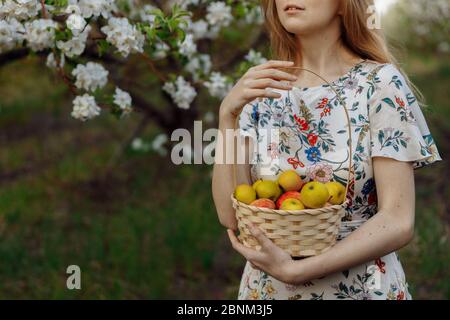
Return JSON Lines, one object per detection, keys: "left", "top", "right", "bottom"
{"left": 236, "top": 61, "right": 443, "bottom": 300}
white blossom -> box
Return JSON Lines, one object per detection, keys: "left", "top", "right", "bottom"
{"left": 66, "top": 13, "right": 86, "bottom": 36}
{"left": 204, "top": 24, "right": 221, "bottom": 39}
{"left": 244, "top": 6, "right": 264, "bottom": 25}
{"left": 72, "top": 62, "right": 109, "bottom": 92}
{"left": 152, "top": 133, "right": 168, "bottom": 156}
{"left": 57, "top": 24, "right": 91, "bottom": 58}
{"left": 206, "top": 2, "right": 233, "bottom": 28}
{"left": 0, "top": 0, "right": 40, "bottom": 21}
{"left": 188, "top": 19, "right": 209, "bottom": 40}
{"left": 24, "top": 18, "right": 57, "bottom": 51}
{"left": 139, "top": 4, "right": 158, "bottom": 24}
{"left": 0, "top": 18, "right": 25, "bottom": 53}
{"left": 131, "top": 137, "right": 150, "bottom": 152}
{"left": 178, "top": 33, "right": 197, "bottom": 58}
{"left": 101, "top": 17, "right": 145, "bottom": 57}
{"left": 75, "top": 0, "right": 117, "bottom": 19}
{"left": 71, "top": 94, "right": 101, "bottom": 121}
{"left": 163, "top": 76, "right": 197, "bottom": 110}
{"left": 46, "top": 52, "right": 65, "bottom": 69}
{"left": 169, "top": 0, "right": 202, "bottom": 10}
{"left": 245, "top": 49, "right": 268, "bottom": 65}
{"left": 184, "top": 54, "right": 212, "bottom": 82}
{"left": 152, "top": 41, "right": 170, "bottom": 60}
{"left": 113, "top": 87, "right": 132, "bottom": 115}
{"left": 203, "top": 72, "right": 232, "bottom": 99}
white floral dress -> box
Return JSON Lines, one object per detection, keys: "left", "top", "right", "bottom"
{"left": 237, "top": 61, "right": 443, "bottom": 300}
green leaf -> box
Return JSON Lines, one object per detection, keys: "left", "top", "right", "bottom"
{"left": 378, "top": 130, "right": 384, "bottom": 145}
{"left": 400, "top": 140, "right": 407, "bottom": 148}
{"left": 382, "top": 97, "right": 396, "bottom": 108}
{"left": 376, "top": 104, "right": 382, "bottom": 113}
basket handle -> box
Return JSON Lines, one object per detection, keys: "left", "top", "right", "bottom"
{"left": 232, "top": 65, "right": 358, "bottom": 207}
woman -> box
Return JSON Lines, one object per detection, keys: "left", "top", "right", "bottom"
{"left": 211, "top": 0, "right": 442, "bottom": 300}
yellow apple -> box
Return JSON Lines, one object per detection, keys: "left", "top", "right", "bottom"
{"left": 278, "top": 170, "right": 304, "bottom": 192}
{"left": 325, "top": 181, "right": 346, "bottom": 205}
{"left": 300, "top": 181, "right": 330, "bottom": 209}
{"left": 234, "top": 184, "right": 256, "bottom": 204}
{"left": 255, "top": 180, "right": 282, "bottom": 201}
{"left": 280, "top": 198, "right": 305, "bottom": 210}
{"left": 252, "top": 179, "right": 263, "bottom": 190}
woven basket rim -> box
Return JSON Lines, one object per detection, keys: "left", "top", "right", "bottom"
{"left": 231, "top": 194, "right": 346, "bottom": 216}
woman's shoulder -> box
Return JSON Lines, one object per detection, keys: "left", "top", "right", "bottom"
{"left": 361, "top": 60, "right": 406, "bottom": 83}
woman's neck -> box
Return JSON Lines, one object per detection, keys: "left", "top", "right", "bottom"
{"left": 293, "top": 19, "right": 362, "bottom": 85}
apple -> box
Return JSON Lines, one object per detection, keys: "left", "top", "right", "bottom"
{"left": 280, "top": 198, "right": 305, "bottom": 210}
{"left": 252, "top": 179, "right": 263, "bottom": 190}
{"left": 250, "top": 198, "right": 276, "bottom": 209}
{"left": 278, "top": 170, "right": 304, "bottom": 192}
{"left": 276, "top": 191, "right": 302, "bottom": 209}
{"left": 300, "top": 181, "right": 330, "bottom": 209}
{"left": 234, "top": 184, "right": 256, "bottom": 205}
{"left": 325, "top": 181, "right": 346, "bottom": 205}
{"left": 255, "top": 180, "right": 282, "bottom": 201}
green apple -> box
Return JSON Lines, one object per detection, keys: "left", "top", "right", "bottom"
{"left": 234, "top": 184, "right": 256, "bottom": 204}
{"left": 325, "top": 181, "right": 346, "bottom": 205}
{"left": 300, "top": 181, "right": 330, "bottom": 209}
{"left": 280, "top": 198, "right": 305, "bottom": 210}
{"left": 255, "top": 180, "right": 282, "bottom": 202}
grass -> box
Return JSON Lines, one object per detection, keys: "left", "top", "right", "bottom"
{"left": 0, "top": 54, "right": 448, "bottom": 299}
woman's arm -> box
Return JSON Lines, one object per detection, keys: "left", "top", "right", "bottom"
{"left": 227, "top": 156, "right": 416, "bottom": 284}
{"left": 286, "top": 156, "right": 415, "bottom": 283}
{"left": 212, "top": 60, "right": 297, "bottom": 230}
{"left": 212, "top": 111, "right": 253, "bottom": 230}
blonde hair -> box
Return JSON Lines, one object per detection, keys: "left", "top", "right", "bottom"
{"left": 260, "top": 0, "right": 424, "bottom": 104}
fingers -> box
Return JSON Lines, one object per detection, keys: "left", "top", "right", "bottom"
{"left": 227, "top": 229, "right": 261, "bottom": 260}
{"left": 242, "top": 88, "right": 282, "bottom": 100}
{"left": 248, "top": 223, "right": 273, "bottom": 250}
{"left": 244, "top": 78, "right": 293, "bottom": 91}
{"left": 252, "top": 60, "right": 295, "bottom": 72}
{"left": 251, "top": 68, "right": 298, "bottom": 82}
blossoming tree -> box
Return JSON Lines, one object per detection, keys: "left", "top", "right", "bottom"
{"left": 0, "top": 0, "right": 268, "bottom": 156}
{"left": 389, "top": 0, "right": 450, "bottom": 53}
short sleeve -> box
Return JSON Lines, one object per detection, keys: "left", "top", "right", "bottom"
{"left": 238, "top": 98, "right": 259, "bottom": 141}
{"left": 368, "top": 64, "right": 443, "bottom": 169}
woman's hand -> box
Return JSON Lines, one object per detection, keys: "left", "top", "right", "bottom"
{"left": 219, "top": 60, "right": 298, "bottom": 120}
{"left": 227, "top": 224, "right": 298, "bottom": 284}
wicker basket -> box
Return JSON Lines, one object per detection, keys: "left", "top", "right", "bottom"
{"left": 231, "top": 67, "right": 354, "bottom": 257}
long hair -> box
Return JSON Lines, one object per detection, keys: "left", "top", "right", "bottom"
{"left": 260, "top": 0, "right": 424, "bottom": 104}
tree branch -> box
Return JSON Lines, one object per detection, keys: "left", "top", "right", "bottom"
{"left": 40, "top": 0, "right": 48, "bottom": 19}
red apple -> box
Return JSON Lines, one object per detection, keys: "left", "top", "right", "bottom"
{"left": 250, "top": 198, "right": 276, "bottom": 209}
{"left": 276, "top": 191, "right": 302, "bottom": 209}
